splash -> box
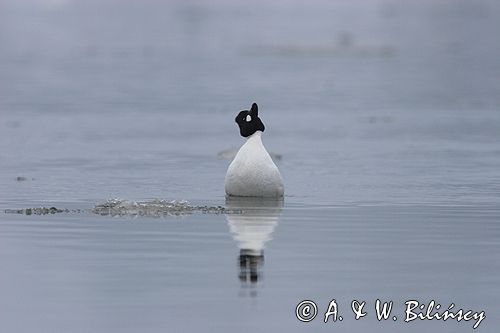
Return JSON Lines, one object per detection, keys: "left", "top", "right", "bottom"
{"left": 92, "top": 199, "right": 226, "bottom": 217}
{"left": 4, "top": 199, "right": 228, "bottom": 217}
{"left": 4, "top": 207, "right": 82, "bottom": 215}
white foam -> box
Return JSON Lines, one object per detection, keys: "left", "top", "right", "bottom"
{"left": 92, "top": 199, "right": 226, "bottom": 217}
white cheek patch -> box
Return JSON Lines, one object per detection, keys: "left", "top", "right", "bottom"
{"left": 246, "top": 115, "right": 252, "bottom": 122}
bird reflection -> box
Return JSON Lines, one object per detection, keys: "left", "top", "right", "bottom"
{"left": 225, "top": 197, "right": 283, "bottom": 290}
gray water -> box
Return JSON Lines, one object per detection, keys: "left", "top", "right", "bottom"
{"left": 1, "top": 0, "right": 499, "bottom": 332}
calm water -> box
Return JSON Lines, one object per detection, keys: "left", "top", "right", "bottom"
{"left": 1, "top": 0, "right": 499, "bottom": 332}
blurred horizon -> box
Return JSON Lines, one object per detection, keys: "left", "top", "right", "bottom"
{"left": 1, "top": 0, "right": 499, "bottom": 116}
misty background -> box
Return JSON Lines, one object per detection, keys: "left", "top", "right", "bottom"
{"left": 1, "top": 1, "right": 499, "bottom": 332}
{"left": 1, "top": 0, "right": 499, "bottom": 206}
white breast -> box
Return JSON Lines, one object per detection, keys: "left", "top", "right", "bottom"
{"left": 225, "top": 132, "right": 284, "bottom": 197}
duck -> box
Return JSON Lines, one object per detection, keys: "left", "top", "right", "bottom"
{"left": 224, "top": 103, "right": 284, "bottom": 197}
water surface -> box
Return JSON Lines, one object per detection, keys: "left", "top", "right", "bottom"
{"left": 1, "top": 0, "right": 499, "bottom": 332}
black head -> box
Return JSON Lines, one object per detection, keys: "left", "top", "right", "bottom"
{"left": 235, "top": 103, "right": 265, "bottom": 138}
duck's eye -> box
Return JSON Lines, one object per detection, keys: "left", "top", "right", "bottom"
{"left": 246, "top": 115, "right": 252, "bottom": 122}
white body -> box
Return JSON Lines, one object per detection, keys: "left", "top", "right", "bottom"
{"left": 225, "top": 132, "right": 284, "bottom": 197}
